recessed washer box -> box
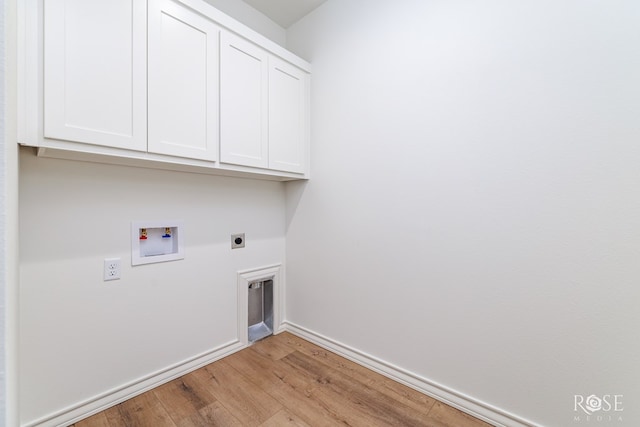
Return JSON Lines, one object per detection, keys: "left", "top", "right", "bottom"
{"left": 131, "top": 220, "right": 184, "bottom": 266}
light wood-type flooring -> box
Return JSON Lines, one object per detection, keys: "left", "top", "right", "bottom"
{"left": 73, "top": 332, "right": 492, "bottom": 427}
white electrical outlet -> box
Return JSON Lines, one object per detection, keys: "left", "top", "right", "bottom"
{"left": 104, "top": 258, "right": 121, "bottom": 281}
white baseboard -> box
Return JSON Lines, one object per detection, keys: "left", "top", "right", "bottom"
{"left": 25, "top": 322, "right": 539, "bottom": 427}
{"left": 24, "top": 340, "right": 246, "bottom": 427}
{"left": 282, "top": 321, "right": 539, "bottom": 427}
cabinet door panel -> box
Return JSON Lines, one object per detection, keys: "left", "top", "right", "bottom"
{"left": 268, "top": 58, "right": 308, "bottom": 174}
{"left": 148, "top": 0, "right": 219, "bottom": 161}
{"left": 44, "top": 0, "right": 146, "bottom": 151}
{"left": 220, "top": 32, "right": 269, "bottom": 168}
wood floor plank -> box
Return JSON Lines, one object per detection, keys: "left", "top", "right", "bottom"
{"left": 171, "top": 412, "right": 210, "bottom": 427}
{"left": 225, "top": 347, "right": 353, "bottom": 426}
{"left": 281, "top": 350, "right": 435, "bottom": 426}
{"left": 275, "top": 332, "right": 438, "bottom": 414}
{"left": 106, "top": 392, "right": 177, "bottom": 427}
{"left": 152, "top": 376, "right": 216, "bottom": 426}
{"left": 198, "top": 401, "right": 244, "bottom": 426}
{"left": 249, "top": 334, "right": 298, "bottom": 360}
{"left": 102, "top": 405, "right": 125, "bottom": 426}
{"left": 225, "top": 344, "right": 313, "bottom": 392}
{"left": 259, "top": 409, "right": 312, "bottom": 427}
{"left": 187, "top": 359, "right": 282, "bottom": 427}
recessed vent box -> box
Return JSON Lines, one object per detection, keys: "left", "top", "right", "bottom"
{"left": 248, "top": 279, "right": 273, "bottom": 342}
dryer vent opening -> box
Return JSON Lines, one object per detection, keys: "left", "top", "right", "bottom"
{"left": 248, "top": 279, "right": 273, "bottom": 342}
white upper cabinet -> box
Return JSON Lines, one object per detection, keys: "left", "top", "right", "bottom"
{"left": 22, "top": 0, "right": 311, "bottom": 180}
{"left": 268, "top": 57, "right": 308, "bottom": 174}
{"left": 220, "top": 32, "right": 269, "bottom": 169}
{"left": 43, "top": 0, "right": 147, "bottom": 151}
{"left": 148, "top": 0, "right": 220, "bottom": 161}
{"left": 220, "top": 33, "right": 309, "bottom": 174}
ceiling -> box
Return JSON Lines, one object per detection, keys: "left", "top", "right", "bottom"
{"left": 241, "top": 0, "right": 328, "bottom": 28}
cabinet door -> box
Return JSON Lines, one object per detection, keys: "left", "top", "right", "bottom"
{"left": 220, "top": 32, "right": 269, "bottom": 169}
{"left": 44, "top": 0, "right": 147, "bottom": 151}
{"left": 148, "top": 0, "right": 219, "bottom": 161}
{"left": 268, "top": 57, "right": 308, "bottom": 174}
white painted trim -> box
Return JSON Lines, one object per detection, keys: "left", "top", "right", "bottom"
{"left": 31, "top": 143, "right": 308, "bottom": 181}
{"left": 282, "top": 322, "right": 540, "bottom": 427}
{"left": 22, "top": 340, "right": 245, "bottom": 427}
{"left": 237, "top": 264, "right": 283, "bottom": 346}
{"left": 17, "top": 0, "right": 39, "bottom": 146}
{"left": 5, "top": 0, "right": 21, "bottom": 424}
{"left": 16, "top": 0, "right": 26, "bottom": 142}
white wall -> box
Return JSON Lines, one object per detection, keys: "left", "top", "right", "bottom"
{"left": 285, "top": 1, "right": 640, "bottom": 426}
{"left": 1, "top": 0, "right": 7, "bottom": 422}
{"left": 19, "top": 151, "right": 286, "bottom": 425}
{"left": 2, "top": 0, "right": 19, "bottom": 425}
{"left": 16, "top": 2, "right": 288, "bottom": 425}
{"left": 203, "top": 0, "right": 286, "bottom": 46}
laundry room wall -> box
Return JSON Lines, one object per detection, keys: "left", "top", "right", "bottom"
{"left": 284, "top": 1, "right": 640, "bottom": 425}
